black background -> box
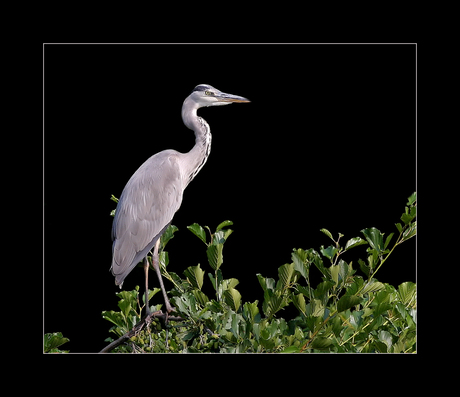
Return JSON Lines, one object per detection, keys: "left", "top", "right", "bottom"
{"left": 44, "top": 44, "right": 416, "bottom": 353}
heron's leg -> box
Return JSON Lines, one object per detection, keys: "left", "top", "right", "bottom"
{"left": 151, "top": 239, "right": 174, "bottom": 314}
{"left": 144, "top": 257, "right": 151, "bottom": 316}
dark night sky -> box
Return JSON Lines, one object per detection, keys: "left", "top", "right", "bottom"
{"left": 44, "top": 44, "right": 416, "bottom": 353}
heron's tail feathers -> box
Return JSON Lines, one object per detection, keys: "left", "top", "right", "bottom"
{"left": 110, "top": 262, "right": 126, "bottom": 289}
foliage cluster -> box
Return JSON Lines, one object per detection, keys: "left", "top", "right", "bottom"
{"left": 44, "top": 332, "right": 70, "bottom": 353}
{"left": 99, "top": 193, "right": 416, "bottom": 353}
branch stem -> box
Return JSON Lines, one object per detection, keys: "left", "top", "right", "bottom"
{"left": 99, "top": 310, "right": 184, "bottom": 353}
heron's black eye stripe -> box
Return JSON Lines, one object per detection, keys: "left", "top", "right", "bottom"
{"left": 193, "top": 85, "right": 208, "bottom": 92}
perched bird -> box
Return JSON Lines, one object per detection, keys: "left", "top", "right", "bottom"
{"left": 110, "top": 84, "right": 250, "bottom": 316}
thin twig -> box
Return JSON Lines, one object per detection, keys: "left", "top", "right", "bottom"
{"left": 299, "top": 315, "right": 332, "bottom": 352}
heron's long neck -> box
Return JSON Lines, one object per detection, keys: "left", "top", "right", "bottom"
{"left": 181, "top": 99, "right": 212, "bottom": 187}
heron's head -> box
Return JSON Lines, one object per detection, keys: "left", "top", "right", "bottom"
{"left": 189, "top": 84, "right": 250, "bottom": 108}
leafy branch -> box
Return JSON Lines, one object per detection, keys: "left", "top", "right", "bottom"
{"left": 99, "top": 192, "right": 416, "bottom": 353}
{"left": 45, "top": 193, "right": 416, "bottom": 353}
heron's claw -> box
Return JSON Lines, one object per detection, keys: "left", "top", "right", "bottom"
{"left": 163, "top": 305, "right": 176, "bottom": 325}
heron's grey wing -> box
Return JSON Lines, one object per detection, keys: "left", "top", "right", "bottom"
{"left": 111, "top": 151, "right": 184, "bottom": 285}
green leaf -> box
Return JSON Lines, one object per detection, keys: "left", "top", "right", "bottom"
{"left": 374, "top": 287, "right": 392, "bottom": 305}
{"left": 102, "top": 310, "right": 126, "bottom": 330}
{"left": 344, "top": 237, "right": 367, "bottom": 251}
{"left": 320, "top": 245, "right": 338, "bottom": 260}
{"left": 208, "top": 270, "right": 223, "bottom": 291}
{"left": 330, "top": 264, "right": 340, "bottom": 286}
{"left": 213, "top": 228, "right": 233, "bottom": 244}
{"left": 207, "top": 243, "right": 224, "bottom": 270}
{"left": 159, "top": 251, "right": 169, "bottom": 269}
{"left": 160, "top": 224, "right": 179, "bottom": 249}
{"left": 331, "top": 316, "right": 343, "bottom": 338}
{"left": 367, "top": 249, "right": 378, "bottom": 270}
{"left": 230, "top": 312, "right": 240, "bottom": 338}
{"left": 401, "top": 221, "right": 416, "bottom": 243}
{"left": 291, "top": 249, "right": 309, "bottom": 280}
{"left": 296, "top": 284, "right": 314, "bottom": 300}
{"left": 291, "top": 293, "right": 306, "bottom": 315}
{"left": 173, "top": 293, "right": 198, "bottom": 316}
{"left": 320, "top": 228, "right": 334, "bottom": 241}
{"left": 243, "top": 300, "right": 260, "bottom": 322}
{"left": 118, "top": 299, "right": 132, "bottom": 320}
{"left": 373, "top": 302, "right": 392, "bottom": 318}
{"left": 216, "top": 220, "right": 233, "bottom": 232}
{"left": 314, "top": 280, "right": 335, "bottom": 298}
{"left": 407, "top": 192, "right": 416, "bottom": 206}
{"left": 397, "top": 282, "right": 416, "bottom": 307}
{"left": 187, "top": 223, "right": 207, "bottom": 245}
{"left": 358, "top": 258, "right": 370, "bottom": 277}
{"left": 282, "top": 345, "right": 301, "bottom": 353}
{"left": 192, "top": 290, "right": 209, "bottom": 306}
{"left": 306, "top": 299, "right": 325, "bottom": 317}
{"left": 361, "top": 227, "right": 385, "bottom": 254}
{"left": 183, "top": 264, "right": 205, "bottom": 290}
{"left": 142, "top": 288, "right": 161, "bottom": 304}
{"left": 224, "top": 288, "right": 242, "bottom": 312}
{"left": 310, "top": 337, "right": 333, "bottom": 350}
{"left": 222, "top": 278, "right": 239, "bottom": 291}
{"left": 378, "top": 330, "right": 393, "bottom": 351}
{"left": 401, "top": 209, "right": 416, "bottom": 225}
{"left": 361, "top": 279, "right": 385, "bottom": 295}
{"left": 338, "top": 259, "right": 350, "bottom": 284}
{"left": 257, "top": 274, "right": 276, "bottom": 293}
{"left": 384, "top": 233, "right": 394, "bottom": 249}
{"left": 310, "top": 249, "right": 330, "bottom": 278}
{"left": 305, "top": 315, "right": 323, "bottom": 335}
{"left": 337, "top": 295, "right": 362, "bottom": 312}
{"left": 349, "top": 310, "right": 364, "bottom": 330}
{"left": 263, "top": 292, "right": 288, "bottom": 318}
{"left": 346, "top": 277, "right": 364, "bottom": 295}
{"left": 278, "top": 263, "right": 295, "bottom": 290}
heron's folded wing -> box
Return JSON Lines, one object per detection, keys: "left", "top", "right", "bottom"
{"left": 111, "top": 152, "right": 183, "bottom": 282}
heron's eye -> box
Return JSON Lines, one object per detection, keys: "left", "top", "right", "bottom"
{"left": 204, "top": 90, "right": 214, "bottom": 96}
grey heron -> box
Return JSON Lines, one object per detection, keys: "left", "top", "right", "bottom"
{"left": 110, "top": 84, "right": 250, "bottom": 318}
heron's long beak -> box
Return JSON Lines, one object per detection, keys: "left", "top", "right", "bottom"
{"left": 216, "top": 92, "right": 250, "bottom": 103}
